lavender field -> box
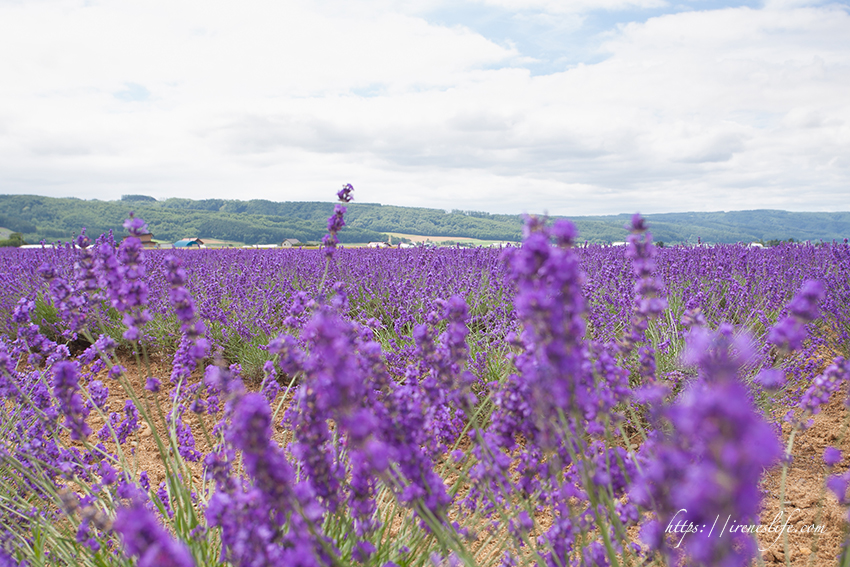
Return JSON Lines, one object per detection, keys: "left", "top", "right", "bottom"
{"left": 1, "top": 197, "right": 850, "bottom": 566}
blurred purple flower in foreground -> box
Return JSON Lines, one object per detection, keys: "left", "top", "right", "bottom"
{"left": 113, "top": 503, "right": 195, "bottom": 567}
{"left": 632, "top": 325, "right": 781, "bottom": 567}
{"left": 768, "top": 280, "right": 824, "bottom": 352}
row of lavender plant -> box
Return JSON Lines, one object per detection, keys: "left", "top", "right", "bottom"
{"left": 0, "top": 187, "right": 849, "bottom": 566}
{"left": 2, "top": 228, "right": 847, "bottom": 390}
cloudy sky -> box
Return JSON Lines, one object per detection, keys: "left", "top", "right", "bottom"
{"left": 0, "top": 0, "right": 848, "bottom": 216}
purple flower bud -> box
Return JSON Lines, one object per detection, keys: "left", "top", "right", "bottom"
{"left": 337, "top": 183, "right": 354, "bottom": 203}
{"left": 122, "top": 213, "right": 149, "bottom": 237}
{"left": 767, "top": 316, "right": 807, "bottom": 352}
{"left": 189, "top": 398, "right": 206, "bottom": 414}
{"left": 139, "top": 471, "right": 151, "bottom": 492}
{"left": 115, "top": 400, "right": 140, "bottom": 444}
{"left": 353, "top": 541, "right": 376, "bottom": 562}
{"left": 683, "top": 324, "right": 755, "bottom": 383}
{"left": 551, "top": 219, "right": 577, "bottom": 247}
{"left": 799, "top": 357, "right": 849, "bottom": 419}
{"left": 229, "top": 393, "right": 273, "bottom": 456}
{"left": 52, "top": 361, "right": 91, "bottom": 441}
{"left": 824, "top": 447, "right": 842, "bottom": 467}
{"left": 768, "top": 280, "right": 825, "bottom": 352}
{"left": 787, "top": 280, "right": 824, "bottom": 322}
{"left": 754, "top": 368, "right": 786, "bottom": 391}
{"left": 828, "top": 473, "right": 850, "bottom": 505}
{"left": 12, "top": 297, "right": 35, "bottom": 324}
{"left": 629, "top": 212, "right": 649, "bottom": 233}
{"left": 327, "top": 204, "right": 347, "bottom": 233}
{"left": 113, "top": 503, "right": 195, "bottom": 567}
{"left": 88, "top": 380, "right": 109, "bottom": 410}
{"left": 99, "top": 461, "right": 117, "bottom": 485}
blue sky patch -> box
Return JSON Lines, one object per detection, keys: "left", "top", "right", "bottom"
{"left": 114, "top": 83, "right": 150, "bottom": 102}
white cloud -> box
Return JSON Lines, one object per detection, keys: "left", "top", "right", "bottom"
{"left": 0, "top": 0, "right": 848, "bottom": 215}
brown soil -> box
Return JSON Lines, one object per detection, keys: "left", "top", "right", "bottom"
{"left": 758, "top": 386, "right": 850, "bottom": 565}
{"left": 76, "top": 353, "right": 296, "bottom": 498}
{"left": 79, "top": 354, "right": 211, "bottom": 493}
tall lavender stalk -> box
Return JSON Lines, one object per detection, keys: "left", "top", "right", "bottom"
{"left": 632, "top": 324, "right": 781, "bottom": 566}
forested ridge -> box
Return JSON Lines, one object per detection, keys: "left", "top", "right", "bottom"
{"left": 1, "top": 194, "right": 848, "bottom": 245}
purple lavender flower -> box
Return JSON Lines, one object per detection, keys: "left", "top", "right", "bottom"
{"left": 115, "top": 399, "right": 140, "bottom": 444}
{"left": 98, "top": 460, "right": 118, "bottom": 485}
{"left": 337, "top": 182, "right": 354, "bottom": 203}
{"left": 106, "top": 214, "right": 153, "bottom": 341}
{"left": 113, "top": 502, "right": 195, "bottom": 567}
{"left": 327, "top": 205, "right": 347, "bottom": 234}
{"left": 189, "top": 398, "right": 206, "bottom": 414}
{"left": 622, "top": 214, "right": 667, "bottom": 387}
{"left": 73, "top": 229, "right": 99, "bottom": 292}
{"left": 78, "top": 334, "right": 118, "bottom": 375}
{"left": 824, "top": 447, "right": 842, "bottom": 467}
{"left": 754, "top": 368, "right": 786, "bottom": 391}
{"left": 260, "top": 360, "right": 281, "bottom": 404}
{"left": 216, "top": 393, "right": 327, "bottom": 566}
{"left": 156, "top": 482, "right": 173, "bottom": 518}
{"left": 787, "top": 279, "right": 825, "bottom": 321}
{"left": 171, "top": 415, "right": 201, "bottom": 462}
{"left": 202, "top": 449, "right": 234, "bottom": 487}
{"left": 497, "top": 216, "right": 630, "bottom": 446}
{"left": 323, "top": 184, "right": 354, "bottom": 256}
{"left": 123, "top": 214, "right": 149, "bottom": 237}
{"left": 52, "top": 361, "right": 91, "bottom": 441}
{"left": 266, "top": 333, "right": 305, "bottom": 376}
{"left": 682, "top": 323, "right": 755, "bottom": 384}
{"left": 767, "top": 280, "right": 824, "bottom": 352}
{"left": 38, "top": 260, "right": 88, "bottom": 336}
{"left": 798, "top": 357, "right": 849, "bottom": 425}
{"left": 632, "top": 326, "right": 781, "bottom": 566}
{"left": 87, "top": 380, "right": 109, "bottom": 411}
{"left": 828, "top": 473, "right": 850, "bottom": 505}
{"left": 139, "top": 471, "right": 151, "bottom": 492}
{"left": 228, "top": 393, "right": 298, "bottom": 509}
{"left": 164, "top": 255, "right": 209, "bottom": 382}
{"left": 0, "top": 549, "right": 23, "bottom": 567}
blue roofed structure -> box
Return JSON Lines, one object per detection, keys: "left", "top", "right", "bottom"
{"left": 173, "top": 238, "right": 204, "bottom": 248}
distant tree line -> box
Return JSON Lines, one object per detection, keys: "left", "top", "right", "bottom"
{"left": 0, "top": 194, "right": 848, "bottom": 245}
{"left": 121, "top": 195, "right": 157, "bottom": 202}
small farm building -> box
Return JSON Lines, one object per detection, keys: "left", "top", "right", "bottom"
{"left": 123, "top": 233, "right": 158, "bottom": 249}
{"left": 173, "top": 238, "right": 204, "bottom": 248}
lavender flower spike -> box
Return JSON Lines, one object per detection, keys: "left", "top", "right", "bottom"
{"left": 113, "top": 214, "right": 153, "bottom": 341}
{"left": 53, "top": 361, "right": 91, "bottom": 441}
{"left": 767, "top": 279, "right": 824, "bottom": 352}
{"left": 632, "top": 326, "right": 781, "bottom": 566}
{"left": 165, "top": 255, "right": 209, "bottom": 382}
{"left": 323, "top": 183, "right": 354, "bottom": 255}
{"left": 113, "top": 503, "right": 195, "bottom": 567}
{"left": 796, "top": 357, "right": 850, "bottom": 427}
{"left": 337, "top": 182, "right": 354, "bottom": 203}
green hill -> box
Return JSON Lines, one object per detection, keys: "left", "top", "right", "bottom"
{"left": 0, "top": 194, "right": 848, "bottom": 245}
